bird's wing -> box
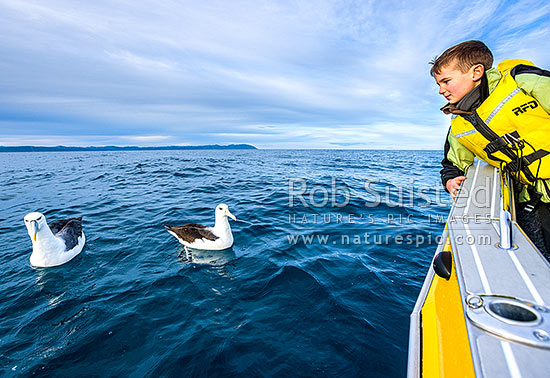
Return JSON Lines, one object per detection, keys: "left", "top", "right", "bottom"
{"left": 164, "top": 224, "right": 218, "bottom": 242}
{"left": 184, "top": 223, "right": 209, "bottom": 229}
{"left": 52, "top": 217, "right": 83, "bottom": 251}
{"left": 49, "top": 219, "right": 69, "bottom": 234}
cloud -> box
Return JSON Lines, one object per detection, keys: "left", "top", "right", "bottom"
{"left": 0, "top": 0, "right": 548, "bottom": 148}
{"left": 125, "top": 135, "right": 171, "bottom": 142}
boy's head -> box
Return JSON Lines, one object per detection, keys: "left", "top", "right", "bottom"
{"left": 430, "top": 40, "right": 493, "bottom": 104}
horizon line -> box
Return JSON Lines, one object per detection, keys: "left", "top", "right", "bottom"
{"left": 0, "top": 144, "right": 443, "bottom": 151}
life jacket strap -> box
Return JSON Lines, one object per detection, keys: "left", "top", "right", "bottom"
{"left": 484, "top": 131, "right": 521, "bottom": 156}
{"left": 505, "top": 152, "right": 548, "bottom": 173}
{"left": 525, "top": 187, "right": 543, "bottom": 213}
{"left": 506, "top": 158, "right": 537, "bottom": 183}
{"left": 523, "top": 150, "right": 550, "bottom": 166}
{"left": 483, "top": 130, "right": 549, "bottom": 184}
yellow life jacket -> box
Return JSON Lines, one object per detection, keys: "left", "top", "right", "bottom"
{"left": 450, "top": 59, "right": 550, "bottom": 186}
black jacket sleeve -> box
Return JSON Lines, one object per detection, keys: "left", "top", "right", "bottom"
{"left": 440, "top": 129, "right": 465, "bottom": 191}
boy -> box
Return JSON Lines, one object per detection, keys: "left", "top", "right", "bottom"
{"left": 431, "top": 40, "right": 550, "bottom": 256}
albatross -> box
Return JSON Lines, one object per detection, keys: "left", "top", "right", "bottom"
{"left": 24, "top": 212, "right": 86, "bottom": 267}
{"left": 164, "top": 204, "right": 236, "bottom": 250}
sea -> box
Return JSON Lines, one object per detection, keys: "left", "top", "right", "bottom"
{"left": 0, "top": 150, "right": 451, "bottom": 377}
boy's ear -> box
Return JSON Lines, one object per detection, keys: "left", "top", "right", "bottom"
{"left": 471, "top": 64, "right": 485, "bottom": 81}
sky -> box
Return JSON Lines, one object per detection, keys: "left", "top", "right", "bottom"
{"left": 1, "top": 0, "right": 549, "bottom": 149}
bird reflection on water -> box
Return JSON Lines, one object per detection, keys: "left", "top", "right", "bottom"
{"left": 177, "top": 245, "right": 236, "bottom": 277}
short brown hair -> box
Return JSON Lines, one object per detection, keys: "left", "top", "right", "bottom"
{"left": 430, "top": 40, "right": 493, "bottom": 76}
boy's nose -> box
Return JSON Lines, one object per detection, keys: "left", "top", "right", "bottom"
{"left": 439, "top": 86, "right": 446, "bottom": 95}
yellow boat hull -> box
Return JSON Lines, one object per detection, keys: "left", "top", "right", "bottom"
{"left": 421, "top": 237, "right": 475, "bottom": 377}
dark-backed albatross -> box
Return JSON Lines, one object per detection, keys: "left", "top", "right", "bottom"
{"left": 24, "top": 212, "right": 86, "bottom": 267}
{"left": 164, "top": 204, "right": 236, "bottom": 250}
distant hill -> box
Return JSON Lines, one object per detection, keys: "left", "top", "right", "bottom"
{"left": 0, "top": 144, "right": 258, "bottom": 152}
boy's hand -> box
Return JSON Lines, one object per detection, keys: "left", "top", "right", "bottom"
{"left": 446, "top": 176, "right": 467, "bottom": 200}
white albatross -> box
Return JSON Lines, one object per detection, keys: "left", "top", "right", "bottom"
{"left": 164, "top": 204, "right": 236, "bottom": 250}
{"left": 24, "top": 212, "right": 86, "bottom": 267}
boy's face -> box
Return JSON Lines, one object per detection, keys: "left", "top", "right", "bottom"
{"left": 433, "top": 61, "right": 482, "bottom": 104}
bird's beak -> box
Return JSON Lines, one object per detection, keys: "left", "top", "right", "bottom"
{"left": 225, "top": 209, "right": 237, "bottom": 221}
{"left": 31, "top": 220, "right": 37, "bottom": 242}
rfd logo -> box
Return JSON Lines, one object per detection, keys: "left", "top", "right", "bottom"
{"left": 512, "top": 100, "right": 538, "bottom": 115}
